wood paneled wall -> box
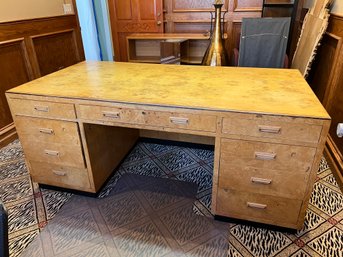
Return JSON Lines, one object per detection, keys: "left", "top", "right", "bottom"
{"left": 108, "top": 0, "right": 263, "bottom": 61}
{"left": 163, "top": 0, "right": 262, "bottom": 62}
{"left": 0, "top": 15, "right": 84, "bottom": 147}
{"left": 308, "top": 14, "right": 343, "bottom": 189}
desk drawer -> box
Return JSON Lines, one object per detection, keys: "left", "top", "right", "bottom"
{"left": 220, "top": 138, "right": 316, "bottom": 172}
{"left": 9, "top": 98, "right": 76, "bottom": 119}
{"left": 22, "top": 142, "right": 85, "bottom": 168}
{"left": 217, "top": 188, "right": 302, "bottom": 226}
{"left": 15, "top": 117, "right": 81, "bottom": 145}
{"left": 222, "top": 114, "right": 322, "bottom": 144}
{"left": 29, "top": 161, "right": 90, "bottom": 190}
{"left": 218, "top": 165, "right": 309, "bottom": 199}
{"left": 78, "top": 104, "right": 217, "bottom": 132}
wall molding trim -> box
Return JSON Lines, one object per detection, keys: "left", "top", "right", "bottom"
{"left": 0, "top": 123, "right": 17, "bottom": 149}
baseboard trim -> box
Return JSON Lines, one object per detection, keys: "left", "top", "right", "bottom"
{"left": 324, "top": 135, "right": 343, "bottom": 191}
{"left": 0, "top": 123, "right": 17, "bottom": 148}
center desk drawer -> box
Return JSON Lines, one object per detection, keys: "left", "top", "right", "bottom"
{"left": 222, "top": 114, "right": 322, "bottom": 144}
{"left": 78, "top": 105, "right": 217, "bottom": 132}
{"left": 9, "top": 98, "right": 76, "bottom": 119}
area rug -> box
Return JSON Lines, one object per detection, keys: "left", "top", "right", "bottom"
{"left": 0, "top": 139, "right": 342, "bottom": 257}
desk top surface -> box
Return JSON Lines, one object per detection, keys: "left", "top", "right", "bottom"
{"left": 8, "top": 61, "right": 329, "bottom": 119}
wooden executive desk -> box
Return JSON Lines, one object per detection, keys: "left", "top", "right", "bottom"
{"left": 6, "top": 61, "right": 330, "bottom": 229}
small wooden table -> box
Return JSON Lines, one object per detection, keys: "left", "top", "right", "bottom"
{"left": 6, "top": 61, "right": 330, "bottom": 229}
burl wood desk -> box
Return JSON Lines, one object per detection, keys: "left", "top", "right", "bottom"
{"left": 6, "top": 62, "right": 330, "bottom": 229}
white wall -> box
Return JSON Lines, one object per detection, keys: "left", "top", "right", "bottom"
{"left": 304, "top": 0, "right": 343, "bottom": 15}
{"left": 0, "top": 0, "right": 73, "bottom": 22}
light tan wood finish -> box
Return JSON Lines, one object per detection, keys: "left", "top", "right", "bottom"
{"left": 82, "top": 124, "right": 139, "bottom": 192}
{"left": 29, "top": 161, "right": 91, "bottom": 191}
{"left": 0, "top": 14, "right": 84, "bottom": 145}
{"left": 216, "top": 188, "right": 303, "bottom": 228}
{"left": 220, "top": 139, "right": 316, "bottom": 172}
{"left": 6, "top": 61, "right": 330, "bottom": 229}
{"left": 126, "top": 33, "right": 209, "bottom": 64}
{"left": 14, "top": 116, "right": 81, "bottom": 145}
{"left": 78, "top": 104, "right": 217, "bottom": 133}
{"left": 308, "top": 14, "right": 343, "bottom": 191}
{"left": 139, "top": 130, "right": 215, "bottom": 145}
{"left": 222, "top": 113, "right": 323, "bottom": 145}
{"left": 7, "top": 62, "right": 329, "bottom": 119}
{"left": 8, "top": 98, "right": 76, "bottom": 120}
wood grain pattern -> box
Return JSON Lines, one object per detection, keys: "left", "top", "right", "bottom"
{"left": 0, "top": 14, "right": 84, "bottom": 144}
{"left": 7, "top": 62, "right": 329, "bottom": 119}
{"left": 6, "top": 61, "right": 330, "bottom": 228}
{"left": 108, "top": 0, "right": 163, "bottom": 61}
{"left": 308, "top": 14, "right": 343, "bottom": 190}
{"left": 0, "top": 39, "right": 32, "bottom": 128}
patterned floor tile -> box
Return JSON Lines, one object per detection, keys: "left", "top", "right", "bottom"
{"left": 185, "top": 234, "right": 228, "bottom": 257}
{"left": 290, "top": 249, "right": 312, "bottom": 257}
{"left": 70, "top": 243, "right": 111, "bottom": 257}
{"left": 230, "top": 225, "right": 292, "bottom": 257}
{"left": 97, "top": 169, "right": 124, "bottom": 198}
{"left": 98, "top": 191, "right": 148, "bottom": 231}
{"left": 9, "top": 229, "right": 40, "bottom": 257}
{"left": 0, "top": 144, "right": 24, "bottom": 163}
{"left": 48, "top": 209, "right": 102, "bottom": 255}
{"left": 309, "top": 182, "right": 343, "bottom": 216}
{"left": 8, "top": 199, "right": 38, "bottom": 233}
{"left": 113, "top": 220, "right": 172, "bottom": 257}
{"left": 296, "top": 209, "right": 326, "bottom": 237}
{"left": 0, "top": 159, "right": 27, "bottom": 180}
{"left": 123, "top": 159, "right": 168, "bottom": 178}
{"left": 187, "top": 147, "right": 214, "bottom": 161}
{"left": 140, "top": 179, "right": 196, "bottom": 211}
{"left": 158, "top": 149, "right": 198, "bottom": 173}
{"left": 159, "top": 204, "right": 215, "bottom": 246}
{"left": 142, "top": 142, "right": 179, "bottom": 155}
{"left": 317, "top": 158, "right": 330, "bottom": 174}
{"left": 307, "top": 226, "right": 343, "bottom": 257}
{"left": 2, "top": 140, "right": 343, "bottom": 257}
{"left": 0, "top": 176, "right": 32, "bottom": 203}
{"left": 125, "top": 145, "right": 150, "bottom": 162}
{"left": 41, "top": 189, "right": 72, "bottom": 220}
{"left": 322, "top": 174, "right": 340, "bottom": 188}
{"left": 175, "top": 166, "right": 212, "bottom": 194}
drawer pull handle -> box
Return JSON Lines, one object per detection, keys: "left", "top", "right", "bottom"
{"left": 170, "top": 117, "right": 189, "bottom": 125}
{"left": 44, "top": 150, "right": 59, "bottom": 156}
{"left": 102, "top": 111, "right": 120, "bottom": 119}
{"left": 52, "top": 170, "right": 66, "bottom": 176}
{"left": 251, "top": 177, "right": 272, "bottom": 185}
{"left": 258, "top": 125, "right": 281, "bottom": 134}
{"left": 39, "top": 128, "right": 54, "bottom": 134}
{"left": 247, "top": 202, "right": 267, "bottom": 209}
{"left": 34, "top": 106, "right": 49, "bottom": 112}
{"left": 255, "top": 152, "right": 276, "bottom": 160}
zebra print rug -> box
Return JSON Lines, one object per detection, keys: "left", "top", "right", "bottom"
{"left": 0, "top": 139, "right": 342, "bottom": 257}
